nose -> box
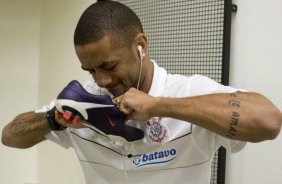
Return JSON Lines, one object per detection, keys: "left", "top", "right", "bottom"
{"left": 93, "top": 70, "right": 112, "bottom": 88}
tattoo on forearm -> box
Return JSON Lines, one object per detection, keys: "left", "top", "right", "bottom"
{"left": 9, "top": 112, "right": 46, "bottom": 137}
{"left": 227, "top": 93, "right": 240, "bottom": 139}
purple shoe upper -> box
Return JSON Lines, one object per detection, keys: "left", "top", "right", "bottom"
{"left": 56, "top": 80, "right": 144, "bottom": 142}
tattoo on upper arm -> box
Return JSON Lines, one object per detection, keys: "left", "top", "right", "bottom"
{"left": 9, "top": 112, "right": 46, "bottom": 137}
{"left": 227, "top": 93, "right": 240, "bottom": 139}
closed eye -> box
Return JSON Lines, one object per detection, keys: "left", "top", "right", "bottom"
{"left": 103, "top": 64, "right": 116, "bottom": 71}
{"left": 81, "top": 61, "right": 117, "bottom": 74}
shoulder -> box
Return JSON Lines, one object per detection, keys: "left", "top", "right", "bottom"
{"left": 164, "top": 74, "right": 239, "bottom": 97}
{"left": 163, "top": 74, "right": 213, "bottom": 97}
{"left": 165, "top": 74, "right": 209, "bottom": 86}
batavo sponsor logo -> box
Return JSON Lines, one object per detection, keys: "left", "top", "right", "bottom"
{"left": 132, "top": 148, "right": 177, "bottom": 168}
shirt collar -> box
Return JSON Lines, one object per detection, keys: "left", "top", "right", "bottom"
{"left": 148, "top": 60, "right": 167, "bottom": 97}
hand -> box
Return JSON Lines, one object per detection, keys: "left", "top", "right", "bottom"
{"left": 117, "top": 88, "right": 159, "bottom": 121}
{"left": 54, "top": 110, "right": 87, "bottom": 129}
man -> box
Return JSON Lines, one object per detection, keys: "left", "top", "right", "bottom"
{"left": 2, "top": 1, "right": 281, "bottom": 184}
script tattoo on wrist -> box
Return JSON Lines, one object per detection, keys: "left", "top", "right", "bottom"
{"left": 226, "top": 93, "right": 240, "bottom": 139}
{"left": 9, "top": 112, "right": 46, "bottom": 137}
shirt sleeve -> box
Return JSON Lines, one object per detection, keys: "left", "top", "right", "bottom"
{"left": 215, "top": 134, "right": 247, "bottom": 153}
{"left": 187, "top": 75, "right": 241, "bottom": 96}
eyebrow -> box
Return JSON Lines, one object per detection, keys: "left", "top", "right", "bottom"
{"left": 81, "top": 60, "right": 118, "bottom": 71}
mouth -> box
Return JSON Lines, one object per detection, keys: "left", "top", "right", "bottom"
{"left": 107, "top": 84, "right": 125, "bottom": 97}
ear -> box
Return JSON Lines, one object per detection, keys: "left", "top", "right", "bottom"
{"left": 135, "top": 33, "right": 148, "bottom": 56}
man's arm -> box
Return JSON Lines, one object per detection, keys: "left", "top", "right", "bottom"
{"left": 2, "top": 111, "right": 85, "bottom": 148}
{"left": 1, "top": 112, "right": 51, "bottom": 149}
{"left": 120, "top": 88, "right": 282, "bottom": 142}
{"left": 2, "top": 110, "right": 86, "bottom": 149}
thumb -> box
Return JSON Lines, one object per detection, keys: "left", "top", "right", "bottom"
{"left": 120, "top": 106, "right": 133, "bottom": 115}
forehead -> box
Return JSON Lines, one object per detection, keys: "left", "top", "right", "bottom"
{"left": 75, "top": 32, "right": 137, "bottom": 70}
{"left": 75, "top": 35, "right": 113, "bottom": 62}
{"left": 75, "top": 36, "right": 129, "bottom": 68}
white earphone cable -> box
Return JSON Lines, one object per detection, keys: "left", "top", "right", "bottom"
{"left": 136, "top": 46, "right": 143, "bottom": 90}
{"left": 136, "top": 56, "right": 143, "bottom": 90}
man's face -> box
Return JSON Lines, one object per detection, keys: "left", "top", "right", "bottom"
{"left": 75, "top": 35, "right": 141, "bottom": 96}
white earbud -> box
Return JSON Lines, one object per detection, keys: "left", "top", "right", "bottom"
{"left": 137, "top": 45, "right": 143, "bottom": 60}
{"left": 137, "top": 45, "right": 145, "bottom": 61}
{"left": 137, "top": 45, "right": 142, "bottom": 53}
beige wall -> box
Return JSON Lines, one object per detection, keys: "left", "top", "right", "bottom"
{"left": 37, "top": 0, "right": 93, "bottom": 184}
{"left": 227, "top": 0, "right": 282, "bottom": 184}
{"left": 0, "top": 0, "right": 40, "bottom": 183}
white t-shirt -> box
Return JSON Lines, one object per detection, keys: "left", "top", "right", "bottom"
{"left": 37, "top": 60, "right": 246, "bottom": 184}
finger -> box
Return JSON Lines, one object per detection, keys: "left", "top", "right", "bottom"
{"left": 54, "top": 110, "right": 63, "bottom": 122}
{"left": 72, "top": 115, "right": 80, "bottom": 124}
{"left": 120, "top": 106, "right": 132, "bottom": 115}
{"left": 54, "top": 111, "right": 68, "bottom": 127}
{"left": 125, "top": 113, "right": 136, "bottom": 121}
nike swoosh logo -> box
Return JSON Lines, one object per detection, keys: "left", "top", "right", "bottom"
{"left": 55, "top": 99, "right": 114, "bottom": 120}
{"left": 107, "top": 115, "right": 116, "bottom": 127}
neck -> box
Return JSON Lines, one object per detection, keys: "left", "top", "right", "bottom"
{"left": 138, "top": 58, "right": 154, "bottom": 94}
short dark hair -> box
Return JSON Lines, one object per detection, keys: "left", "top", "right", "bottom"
{"left": 74, "top": 1, "right": 143, "bottom": 48}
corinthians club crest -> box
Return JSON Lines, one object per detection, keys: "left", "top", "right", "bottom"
{"left": 146, "top": 117, "right": 167, "bottom": 143}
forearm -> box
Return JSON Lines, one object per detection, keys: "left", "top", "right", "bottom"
{"left": 154, "top": 92, "right": 282, "bottom": 142}
{"left": 2, "top": 111, "right": 52, "bottom": 148}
